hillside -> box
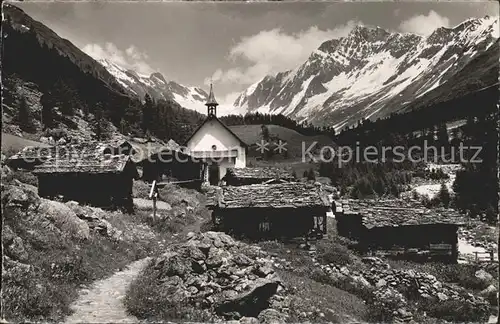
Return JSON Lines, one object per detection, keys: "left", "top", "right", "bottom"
{"left": 2, "top": 3, "right": 204, "bottom": 144}
{"left": 228, "top": 124, "right": 333, "bottom": 160}
{"left": 234, "top": 17, "right": 499, "bottom": 129}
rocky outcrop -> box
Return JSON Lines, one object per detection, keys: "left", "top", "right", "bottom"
{"left": 1, "top": 181, "right": 132, "bottom": 244}
{"left": 37, "top": 199, "right": 90, "bottom": 240}
{"left": 3, "top": 225, "right": 29, "bottom": 262}
{"left": 317, "top": 256, "right": 490, "bottom": 322}
{"left": 147, "top": 231, "right": 288, "bottom": 322}
{"left": 65, "top": 201, "right": 123, "bottom": 241}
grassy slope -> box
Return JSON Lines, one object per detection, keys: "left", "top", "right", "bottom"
{"left": 2, "top": 168, "right": 208, "bottom": 322}
{"left": 1, "top": 133, "right": 49, "bottom": 152}
{"left": 229, "top": 124, "right": 333, "bottom": 161}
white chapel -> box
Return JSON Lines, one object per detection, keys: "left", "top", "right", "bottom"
{"left": 185, "top": 84, "right": 247, "bottom": 185}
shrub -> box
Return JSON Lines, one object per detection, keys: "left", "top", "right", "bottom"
{"left": 132, "top": 180, "right": 151, "bottom": 199}
{"left": 316, "top": 239, "right": 354, "bottom": 266}
{"left": 421, "top": 299, "right": 489, "bottom": 322}
{"left": 11, "top": 170, "right": 38, "bottom": 187}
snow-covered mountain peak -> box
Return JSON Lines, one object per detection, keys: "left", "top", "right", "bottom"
{"left": 234, "top": 18, "right": 499, "bottom": 130}
{"left": 97, "top": 59, "right": 209, "bottom": 114}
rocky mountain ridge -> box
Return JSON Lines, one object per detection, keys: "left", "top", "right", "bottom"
{"left": 98, "top": 59, "right": 210, "bottom": 114}
{"left": 234, "top": 16, "right": 499, "bottom": 129}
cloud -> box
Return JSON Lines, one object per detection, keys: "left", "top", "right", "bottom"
{"left": 82, "top": 42, "right": 154, "bottom": 75}
{"left": 206, "top": 21, "right": 359, "bottom": 87}
{"left": 398, "top": 11, "right": 450, "bottom": 36}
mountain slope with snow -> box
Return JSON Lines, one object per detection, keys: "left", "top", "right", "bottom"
{"left": 98, "top": 59, "right": 209, "bottom": 114}
{"left": 234, "top": 16, "right": 499, "bottom": 129}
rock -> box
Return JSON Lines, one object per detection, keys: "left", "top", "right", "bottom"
{"left": 5, "top": 125, "right": 23, "bottom": 137}
{"left": 397, "top": 308, "right": 412, "bottom": 318}
{"left": 421, "top": 293, "right": 433, "bottom": 300}
{"left": 352, "top": 275, "right": 372, "bottom": 288}
{"left": 216, "top": 279, "right": 280, "bottom": 318}
{"left": 257, "top": 308, "right": 286, "bottom": 324}
{"left": 40, "top": 136, "right": 50, "bottom": 144}
{"left": 376, "top": 279, "right": 387, "bottom": 288}
{"left": 480, "top": 284, "right": 498, "bottom": 299}
{"left": 240, "top": 316, "right": 259, "bottom": 324}
{"left": 475, "top": 269, "right": 494, "bottom": 284}
{"left": 2, "top": 185, "right": 40, "bottom": 210}
{"left": 437, "top": 292, "right": 449, "bottom": 301}
{"left": 57, "top": 138, "right": 67, "bottom": 145}
{"left": 38, "top": 199, "right": 90, "bottom": 240}
{"left": 255, "top": 265, "right": 274, "bottom": 277}
{"left": 8, "top": 236, "right": 29, "bottom": 262}
{"left": 339, "top": 266, "right": 350, "bottom": 276}
{"left": 2, "top": 165, "right": 13, "bottom": 180}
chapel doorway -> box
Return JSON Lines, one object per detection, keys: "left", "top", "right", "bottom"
{"left": 209, "top": 163, "right": 220, "bottom": 185}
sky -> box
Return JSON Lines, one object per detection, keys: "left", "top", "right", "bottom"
{"left": 14, "top": 1, "right": 499, "bottom": 111}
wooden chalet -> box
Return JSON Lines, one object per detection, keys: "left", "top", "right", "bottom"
{"left": 223, "top": 167, "right": 296, "bottom": 186}
{"left": 137, "top": 139, "right": 203, "bottom": 188}
{"left": 206, "top": 182, "right": 330, "bottom": 239}
{"left": 334, "top": 199, "right": 467, "bottom": 262}
{"left": 32, "top": 142, "right": 139, "bottom": 211}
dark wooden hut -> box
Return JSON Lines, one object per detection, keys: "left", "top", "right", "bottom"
{"left": 32, "top": 142, "right": 139, "bottom": 211}
{"left": 223, "top": 167, "right": 295, "bottom": 186}
{"left": 206, "top": 182, "right": 330, "bottom": 239}
{"left": 335, "top": 199, "right": 466, "bottom": 262}
{"left": 136, "top": 139, "right": 203, "bottom": 187}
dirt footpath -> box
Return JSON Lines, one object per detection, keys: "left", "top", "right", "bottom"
{"left": 64, "top": 257, "right": 151, "bottom": 323}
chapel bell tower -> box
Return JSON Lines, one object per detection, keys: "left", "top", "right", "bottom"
{"left": 206, "top": 82, "right": 218, "bottom": 117}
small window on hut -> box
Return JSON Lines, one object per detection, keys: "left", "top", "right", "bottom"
{"left": 212, "top": 145, "right": 217, "bottom": 151}
{"left": 259, "top": 217, "right": 271, "bottom": 232}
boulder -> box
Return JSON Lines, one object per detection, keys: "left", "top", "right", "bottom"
{"left": 39, "top": 136, "right": 50, "bottom": 144}
{"left": 215, "top": 278, "right": 281, "bottom": 318}
{"left": 2, "top": 185, "right": 41, "bottom": 210}
{"left": 148, "top": 231, "right": 284, "bottom": 321}
{"left": 475, "top": 269, "right": 495, "bottom": 285}
{"left": 257, "top": 308, "right": 286, "bottom": 324}
{"left": 2, "top": 165, "right": 13, "bottom": 180}
{"left": 376, "top": 278, "right": 387, "bottom": 288}
{"left": 38, "top": 199, "right": 90, "bottom": 240}
{"left": 3, "top": 225, "right": 29, "bottom": 262}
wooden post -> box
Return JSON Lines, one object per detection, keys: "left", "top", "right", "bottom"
{"left": 149, "top": 180, "right": 157, "bottom": 223}
{"left": 153, "top": 192, "right": 157, "bottom": 222}
{"left": 490, "top": 250, "right": 495, "bottom": 262}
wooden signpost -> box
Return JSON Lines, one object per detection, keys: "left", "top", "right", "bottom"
{"left": 149, "top": 180, "right": 158, "bottom": 222}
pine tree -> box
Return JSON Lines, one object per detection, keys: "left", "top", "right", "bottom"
{"left": 91, "top": 103, "right": 112, "bottom": 141}
{"left": 261, "top": 125, "right": 270, "bottom": 141}
{"left": 141, "top": 94, "right": 154, "bottom": 135}
{"left": 307, "top": 168, "right": 316, "bottom": 181}
{"left": 40, "top": 92, "right": 54, "bottom": 129}
{"left": 17, "top": 97, "right": 34, "bottom": 132}
{"left": 438, "top": 182, "right": 451, "bottom": 208}
{"left": 93, "top": 102, "right": 104, "bottom": 140}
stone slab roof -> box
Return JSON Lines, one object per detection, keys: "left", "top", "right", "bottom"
{"left": 335, "top": 199, "right": 466, "bottom": 228}
{"left": 207, "top": 182, "right": 330, "bottom": 209}
{"left": 31, "top": 142, "right": 136, "bottom": 175}
{"left": 225, "top": 167, "right": 295, "bottom": 181}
